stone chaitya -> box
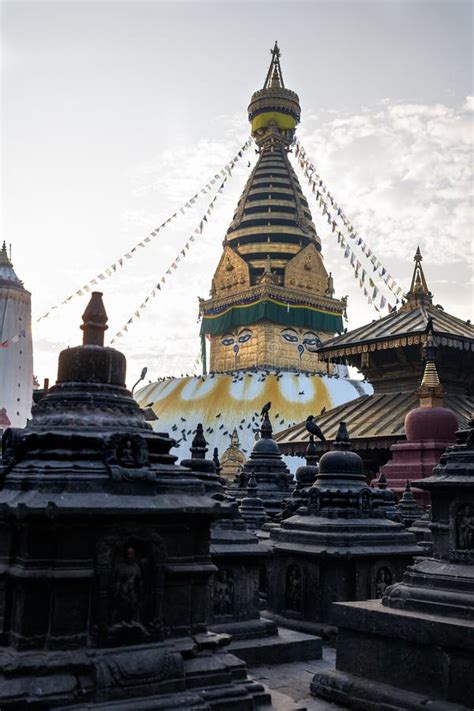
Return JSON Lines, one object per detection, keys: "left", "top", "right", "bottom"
{"left": 275, "top": 435, "right": 319, "bottom": 523}
{"left": 265, "top": 423, "right": 421, "bottom": 637}
{"left": 181, "top": 425, "right": 321, "bottom": 666}
{"left": 312, "top": 417, "right": 474, "bottom": 710}
{"left": 0, "top": 293, "right": 269, "bottom": 709}
{"left": 231, "top": 410, "right": 294, "bottom": 520}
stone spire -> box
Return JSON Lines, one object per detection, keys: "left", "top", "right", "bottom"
{"left": 80, "top": 291, "right": 108, "bottom": 346}
{"left": 396, "top": 480, "right": 423, "bottom": 527}
{"left": 239, "top": 471, "right": 269, "bottom": 531}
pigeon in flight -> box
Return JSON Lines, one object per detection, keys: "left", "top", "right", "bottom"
{"left": 305, "top": 415, "right": 326, "bottom": 441}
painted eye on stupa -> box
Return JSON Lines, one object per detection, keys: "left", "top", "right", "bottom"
{"left": 221, "top": 334, "right": 235, "bottom": 347}
{"left": 302, "top": 332, "right": 321, "bottom": 351}
{"left": 281, "top": 328, "right": 299, "bottom": 343}
{"left": 238, "top": 329, "right": 253, "bottom": 344}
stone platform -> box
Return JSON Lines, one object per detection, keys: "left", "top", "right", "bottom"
{"left": 227, "top": 625, "right": 322, "bottom": 666}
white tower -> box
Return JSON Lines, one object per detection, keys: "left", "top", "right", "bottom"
{"left": 0, "top": 242, "right": 33, "bottom": 427}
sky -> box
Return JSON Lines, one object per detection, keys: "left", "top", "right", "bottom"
{"left": 2, "top": 0, "right": 473, "bottom": 388}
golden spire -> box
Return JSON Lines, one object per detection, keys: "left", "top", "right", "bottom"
{"left": 418, "top": 319, "right": 444, "bottom": 408}
{"left": 248, "top": 42, "right": 300, "bottom": 150}
{"left": 404, "top": 247, "right": 433, "bottom": 310}
{"left": 264, "top": 42, "right": 284, "bottom": 89}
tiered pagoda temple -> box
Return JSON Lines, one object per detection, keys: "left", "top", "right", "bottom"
{"left": 136, "top": 44, "right": 370, "bottom": 465}
{"left": 276, "top": 248, "right": 474, "bottom": 474}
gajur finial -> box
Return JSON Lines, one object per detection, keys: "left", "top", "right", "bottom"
{"left": 80, "top": 292, "right": 108, "bottom": 346}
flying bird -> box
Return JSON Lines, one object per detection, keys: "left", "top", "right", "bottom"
{"left": 305, "top": 415, "right": 326, "bottom": 441}
{"left": 261, "top": 401, "right": 271, "bottom": 416}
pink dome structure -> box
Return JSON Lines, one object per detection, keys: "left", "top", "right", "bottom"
{"left": 374, "top": 321, "right": 458, "bottom": 507}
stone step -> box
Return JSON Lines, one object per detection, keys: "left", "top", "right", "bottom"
{"left": 226, "top": 626, "right": 322, "bottom": 667}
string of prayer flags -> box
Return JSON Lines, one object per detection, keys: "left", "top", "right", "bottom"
{"left": 294, "top": 140, "right": 403, "bottom": 305}
{"left": 294, "top": 140, "right": 398, "bottom": 313}
{"left": 109, "top": 172, "right": 231, "bottom": 344}
{"left": 36, "top": 138, "right": 252, "bottom": 325}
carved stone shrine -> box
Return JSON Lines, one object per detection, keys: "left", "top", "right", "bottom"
{"left": 0, "top": 293, "right": 269, "bottom": 709}
{"left": 312, "top": 417, "right": 474, "bottom": 710}
{"left": 265, "top": 423, "right": 421, "bottom": 638}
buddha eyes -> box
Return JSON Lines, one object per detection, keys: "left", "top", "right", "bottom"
{"left": 221, "top": 330, "right": 253, "bottom": 347}
{"left": 282, "top": 330, "right": 299, "bottom": 343}
{"left": 238, "top": 330, "right": 252, "bottom": 344}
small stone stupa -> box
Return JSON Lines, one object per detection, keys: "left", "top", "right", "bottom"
{"left": 312, "top": 417, "right": 474, "bottom": 710}
{"left": 275, "top": 435, "right": 319, "bottom": 523}
{"left": 397, "top": 479, "right": 423, "bottom": 527}
{"left": 180, "top": 424, "right": 320, "bottom": 666}
{"left": 232, "top": 410, "right": 294, "bottom": 519}
{"left": 265, "top": 423, "right": 421, "bottom": 637}
{"left": 0, "top": 293, "right": 269, "bottom": 708}
{"left": 239, "top": 472, "right": 269, "bottom": 531}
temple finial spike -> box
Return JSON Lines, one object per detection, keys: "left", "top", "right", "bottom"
{"left": 404, "top": 245, "right": 432, "bottom": 308}
{"left": 80, "top": 292, "right": 108, "bottom": 346}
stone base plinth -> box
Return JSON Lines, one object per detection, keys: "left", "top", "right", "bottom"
{"left": 311, "top": 599, "right": 474, "bottom": 710}
{"left": 0, "top": 640, "right": 270, "bottom": 710}
{"left": 226, "top": 625, "right": 322, "bottom": 666}
{"left": 263, "top": 610, "right": 337, "bottom": 642}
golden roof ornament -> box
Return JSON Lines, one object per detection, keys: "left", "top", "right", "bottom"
{"left": 403, "top": 246, "right": 433, "bottom": 310}
{"left": 248, "top": 41, "right": 301, "bottom": 150}
{"left": 418, "top": 319, "right": 445, "bottom": 408}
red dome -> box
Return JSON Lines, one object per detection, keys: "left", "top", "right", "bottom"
{"left": 405, "top": 406, "right": 458, "bottom": 442}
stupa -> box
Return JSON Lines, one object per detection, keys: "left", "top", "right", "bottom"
{"left": 265, "top": 423, "right": 421, "bottom": 638}
{"left": 220, "top": 429, "right": 247, "bottom": 483}
{"left": 375, "top": 323, "right": 458, "bottom": 506}
{"left": 397, "top": 480, "right": 423, "bottom": 527}
{"left": 0, "top": 241, "right": 34, "bottom": 428}
{"left": 233, "top": 410, "right": 294, "bottom": 519}
{"left": 0, "top": 293, "right": 269, "bottom": 709}
{"left": 136, "top": 43, "right": 371, "bottom": 465}
{"left": 312, "top": 417, "right": 474, "bottom": 710}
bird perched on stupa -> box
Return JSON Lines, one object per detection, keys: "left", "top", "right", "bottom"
{"left": 261, "top": 401, "right": 272, "bottom": 417}
{"left": 305, "top": 415, "right": 326, "bottom": 441}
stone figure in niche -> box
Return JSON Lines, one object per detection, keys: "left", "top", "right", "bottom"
{"left": 212, "top": 569, "right": 234, "bottom": 616}
{"left": 360, "top": 490, "right": 371, "bottom": 513}
{"left": 285, "top": 564, "right": 302, "bottom": 613}
{"left": 375, "top": 566, "right": 393, "bottom": 598}
{"left": 111, "top": 545, "right": 144, "bottom": 625}
{"left": 117, "top": 439, "right": 137, "bottom": 468}
{"left": 456, "top": 504, "right": 474, "bottom": 550}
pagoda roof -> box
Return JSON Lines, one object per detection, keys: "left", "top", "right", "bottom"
{"left": 317, "top": 302, "right": 474, "bottom": 359}
{"left": 317, "top": 248, "right": 473, "bottom": 359}
{"left": 274, "top": 390, "right": 474, "bottom": 453}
